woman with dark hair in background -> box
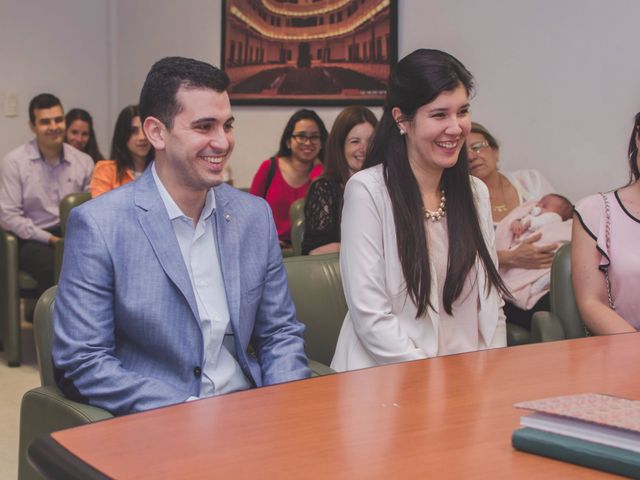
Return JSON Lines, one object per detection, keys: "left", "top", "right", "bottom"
{"left": 90, "top": 105, "right": 153, "bottom": 198}
{"left": 65, "top": 108, "right": 104, "bottom": 162}
{"left": 302, "top": 105, "right": 378, "bottom": 255}
{"left": 331, "top": 49, "right": 508, "bottom": 372}
{"left": 250, "top": 109, "right": 327, "bottom": 247}
{"left": 572, "top": 112, "right": 640, "bottom": 334}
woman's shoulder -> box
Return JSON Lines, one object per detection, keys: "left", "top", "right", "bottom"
{"left": 310, "top": 175, "right": 340, "bottom": 189}
{"left": 348, "top": 164, "right": 384, "bottom": 188}
{"left": 259, "top": 157, "right": 276, "bottom": 170}
{"left": 574, "top": 192, "right": 606, "bottom": 213}
{"left": 574, "top": 192, "right": 607, "bottom": 238}
{"left": 308, "top": 176, "right": 340, "bottom": 198}
{"left": 94, "top": 159, "right": 117, "bottom": 170}
{"left": 344, "top": 165, "right": 386, "bottom": 204}
{"left": 310, "top": 162, "right": 324, "bottom": 178}
{"left": 92, "top": 160, "right": 118, "bottom": 176}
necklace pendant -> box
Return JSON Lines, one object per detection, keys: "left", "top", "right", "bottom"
{"left": 493, "top": 204, "right": 508, "bottom": 213}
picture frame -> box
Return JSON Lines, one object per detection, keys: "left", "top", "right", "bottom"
{"left": 221, "top": 0, "right": 398, "bottom": 106}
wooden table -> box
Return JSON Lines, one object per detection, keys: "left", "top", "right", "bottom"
{"left": 29, "top": 333, "right": 640, "bottom": 479}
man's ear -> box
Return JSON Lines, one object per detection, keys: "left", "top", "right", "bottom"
{"left": 28, "top": 121, "right": 36, "bottom": 134}
{"left": 143, "top": 117, "right": 166, "bottom": 150}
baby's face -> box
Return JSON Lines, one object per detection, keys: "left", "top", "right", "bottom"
{"left": 536, "top": 196, "right": 562, "bottom": 214}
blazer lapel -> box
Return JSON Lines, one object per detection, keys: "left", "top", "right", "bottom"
{"left": 134, "top": 169, "right": 200, "bottom": 322}
{"left": 213, "top": 185, "right": 241, "bottom": 335}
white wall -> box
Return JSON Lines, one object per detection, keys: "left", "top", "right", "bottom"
{"left": 3, "top": 0, "right": 638, "bottom": 199}
{"left": 402, "top": 0, "right": 640, "bottom": 201}
{"left": 114, "top": 0, "right": 366, "bottom": 189}
{"left": 114, "top": 0, "right": 640, "bottom": 197}
{"left": 0, "top": 0, "right": 111, "bottom": 158}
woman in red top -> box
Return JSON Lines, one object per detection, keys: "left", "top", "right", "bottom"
{"left": 250, "top": 109, "right": 327, "bottom": 246}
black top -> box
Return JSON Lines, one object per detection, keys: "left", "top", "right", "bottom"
{"left": 302, "top": 177, "right": 344, "bottom": 255}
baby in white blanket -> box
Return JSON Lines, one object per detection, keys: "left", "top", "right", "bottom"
{"left": 510, "top": 194, "right": 573, "bottom": 240}
{"left": 496, "top": 194, "right": 573, "bottom": 310}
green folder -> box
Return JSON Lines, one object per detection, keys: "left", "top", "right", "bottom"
{"left": 512, "top": 427, "right": 640, "bottom": 479}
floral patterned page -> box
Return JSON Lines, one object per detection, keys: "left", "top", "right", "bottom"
{"left": 515, "top": 393, "right": 640, "bottom": 433}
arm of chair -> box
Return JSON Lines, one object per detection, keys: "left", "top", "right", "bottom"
{"left": 506, "top": 323, "right": 532, "bottom": 346}
{"left": 0, "top": 226, "right": 22, "bottom": 366}
{"left": 53, "top": 238, "right": 64, "bottom": 284}
{"left": 19, "top": 385, "right": 113, "bottom": 480}
{"left": 308, "top": 358, "right": 335, "bottom": 377}
{"left": 530, "top": 311, "right": 566, "bottom": 343}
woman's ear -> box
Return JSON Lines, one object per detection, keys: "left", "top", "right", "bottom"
{"left": 391, "top": 107, "right": 407, "bottom": 136}
{"left": 143, "top": 117, "right": 166, "bottom": 151}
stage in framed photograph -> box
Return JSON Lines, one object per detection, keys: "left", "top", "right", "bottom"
{"left": 221, "top": 0, "right": 397, "bottom": 106}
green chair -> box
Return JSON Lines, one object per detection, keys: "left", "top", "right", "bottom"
{"left": 0, "top": 192, "right": 90, "bottom": 366}
{"left": 18, "top": 286, "right": 113, "bottom": 480}
{"left": 53, "top": 192, "right": 91, "bottom": 282}
{"left": 530, "top": 242, "right": 587, "bottom": 342}
{"left": 290, "top": 198, "right": 305, "bottom": 257}
{"left": 506, "top": 323, "right": 532, "bottom": 346}
{"left": 0, "top": 227, "right": 38, "bottom": 366}
{"left": 283, "top": 253, "right": 344, "bottom": 374}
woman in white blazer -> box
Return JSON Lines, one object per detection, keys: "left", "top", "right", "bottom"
{"left": 331, "top": 49, "right": 509, "bottom": 372}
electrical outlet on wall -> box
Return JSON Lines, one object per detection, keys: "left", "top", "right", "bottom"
{"left": 4, "top": 93, "right": 18, "bottom": 117}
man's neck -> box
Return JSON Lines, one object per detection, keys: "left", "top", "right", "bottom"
{"left": 156, "top": 163, "right": 207, "bottom": 225}
{"left": 173, "top": 189, "right": 207, "bottom": 225}
{"left": 37, "top": 142, "right": 63, "bottom": 166}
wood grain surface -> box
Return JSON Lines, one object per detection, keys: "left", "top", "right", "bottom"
{"left": 49, "top": 333, "right": 640, "bottom": 479}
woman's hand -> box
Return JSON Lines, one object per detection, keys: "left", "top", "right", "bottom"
{"left": 498, "top": 232, "right": 558, "bottom": 269}
{"left": 309, "top": 242, "right": 341, "bottom": 256}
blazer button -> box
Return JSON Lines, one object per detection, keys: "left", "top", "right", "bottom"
{"left": 193, "top": 366, "right": 202, "bottom": 378}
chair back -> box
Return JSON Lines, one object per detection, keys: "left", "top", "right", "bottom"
{"left": 33, "top": 286, "right": 58, "bottom": 387}
{"left": 550, "top": 242, "right": 586, "bottom": 338}
{"left": 283, "top": 253, "right": 346, "bottom": 366}
{"left": 290, "top": 198, "right": 305, "bottom": 256}
{"left": 59, "top": 192, "right": 91, "bottom": 236}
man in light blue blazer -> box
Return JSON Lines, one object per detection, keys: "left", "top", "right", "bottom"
{"left": 52, "top": 57, "right": 311, "bottom": 415}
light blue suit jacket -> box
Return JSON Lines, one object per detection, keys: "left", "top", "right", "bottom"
{"left": 52, "top": 167, "right": 310, "bottom": 415}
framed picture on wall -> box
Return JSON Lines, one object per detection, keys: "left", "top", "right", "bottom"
{"left": 221, "top": 0, "right": 398, "bottom": 106}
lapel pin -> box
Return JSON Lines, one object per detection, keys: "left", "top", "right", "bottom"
{"left": 225, "top": 214, "right": 232, "bottom": 222}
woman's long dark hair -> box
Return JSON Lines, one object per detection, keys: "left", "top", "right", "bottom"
{"left": 627, "top": 112, "right": 640, "bottom": 184}
{"left": 364, "top": 48, "right": 508, "bottom": 316}
{"left": 110, "top": 105, "right": 153, "bottom": 183}
{"left": 65, "top": 108, "right": 104, "bottom": 162}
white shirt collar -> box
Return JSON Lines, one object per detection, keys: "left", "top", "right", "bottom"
{"left": 151, "top": 162, "right": 216, "bottom": 222}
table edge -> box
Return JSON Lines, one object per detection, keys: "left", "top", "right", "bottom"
{"left": 28, "top": 434, "right": 112, "bottom": 480}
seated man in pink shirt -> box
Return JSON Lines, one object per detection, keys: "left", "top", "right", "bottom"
{"left": 0, "top": 93, "right": 93, "bottom": 296}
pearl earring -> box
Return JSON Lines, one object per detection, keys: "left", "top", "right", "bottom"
{"left": 399, "top": 127, "right": 406, "bottom": 136}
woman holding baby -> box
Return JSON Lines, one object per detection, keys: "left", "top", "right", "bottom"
{"left": 467, "top": 122, "right": 562, "bottom": 329}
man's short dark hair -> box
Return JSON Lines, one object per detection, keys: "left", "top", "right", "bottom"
{"left": 139, "top": 56, "right": 230, "bottom": 130}
{"left": 29, "top": 93, "right": 62, "bottom": 124}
